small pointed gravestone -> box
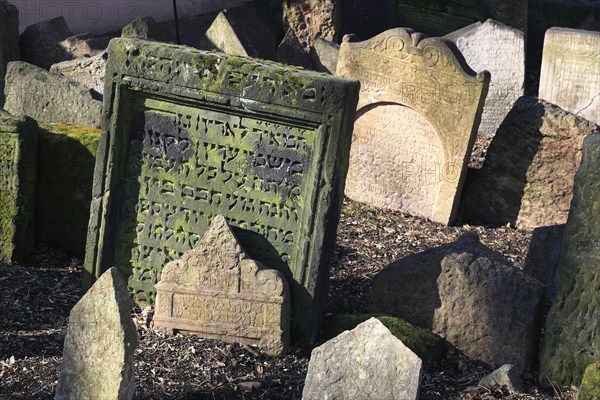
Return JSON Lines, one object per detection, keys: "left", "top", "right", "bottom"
{"left": 154, "top": 215, "right": 290, "bottom": 356}
{"left": 200, "top": 3, "right": 277, "bottom": 59}
{"left": 0, "top": 111, "right": 38, "bottom": 263}
{"left": 302, "top": 317, "right": 422, "bottom": 400}
{"left": 55, "top": 268, "right": 138, "bottom": 400}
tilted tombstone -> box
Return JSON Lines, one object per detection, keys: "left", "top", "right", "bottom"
{"left": 200, "top": 3, "right": 277, "bottom": 60}
{"left": 445, "top": 19, "right": 525, "bottom": 141}
{"left": 55, "top": 267, "right": 138, "bottom": 400}
{"left": 0, "top": 0, "right": 19, "bottom": 106}
{"left": 83, "top": 38, "right": 359, "bottom": 346}
{"left": 538, "top": 132, "right": 600, "bottom": 389}
{"left": 336, "top": 28, "right": 489, "bottom": 225}
{"left": 0, "top": 111, "right": 38, "bottom": 263}
{"left": 539, "top": 28, "right": 600, "bottom": 125}
{"left": 154, "top": 215, "right": 290, "bottom": 356}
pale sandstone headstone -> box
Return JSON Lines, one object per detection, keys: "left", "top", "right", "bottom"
{"left": 538, "top": 132, "right": 600, "bottom": 388}
{"left": 154, "top": 215, "right": 290, "bottom": 356}
{"left": 302, "top": 318, "right": 422, "bottom": 400}
{"left": 55, "top": 267, "right": 138, "bottom": 400}
{"left": 539, "top": 28, "right": 600, "bottom": 125}
{"left": 336, "top": 28, "right": 489, "bottom": 225}
{"left": 445, "top": 20, "right": 525, "bottom": 154}
{"left": 200, "top": 3, "right": 277, "bottom": 59}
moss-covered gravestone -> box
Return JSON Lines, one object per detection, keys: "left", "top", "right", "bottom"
{"left": 0, "top": 112, "right": 38, "bottom": 263}
{"left": 539, "top": 133, "right": 600, "bottom": 388}
{"left": 84, "top": 38, "right": 359, "bottom": 345}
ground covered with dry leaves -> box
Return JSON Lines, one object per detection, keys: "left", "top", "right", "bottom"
{"left": 0, "top": 199, "right": 574, "bottom": 399}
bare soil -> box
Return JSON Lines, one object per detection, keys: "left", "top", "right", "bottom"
{"left": 0, "top": 199, "right": 574, "bottom": 399}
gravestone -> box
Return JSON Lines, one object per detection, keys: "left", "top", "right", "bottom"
{"left": 55, "top": 267, "right": 138, "bottom": 400}
{"left": 460, "top": 97, "right": 599, "bottom": 229}
{"left": 154, "top": 215, "right": 290, "bottom": 356}
{"left": 445, "top": 19, "right": 525, "bottom": 154}
{"left": 539, "top": 28, "right": 600, "bottom": 125}
{"left": 303, "top": 317, "right": 422, "bottom": 400}
{"left": 0, "top": 0, "right": 19, "bottom": 107}
{"left": 336, "top": 28, "right": 489, "bottom": 225}
{"left": 200, "top": 3, "right": 277, "bottom": 60}
{"left": 0, "top": 112, "right": 38, "bottom": 263}
{"left": 19, "top": 17, "right": 74, "bottom": 70}
{"left": 83, "top": 38, "right": 359, "bottom": 346}
{"left": 36, "top": 123, "right": 101, "bottom": 257}
{"left": 276, "top": 28, "right": 314, "bottom": 69}
{"left": 121, "top": 16, "right": 160, "bottom": 40}
{"left": 310, "top": 38, "right": 340, "bottom": 74}
{"left": 538, "top": 132, "right": 600, "bottom": 388}
{"left": 4, "top": 62, "right": 103, "bottom": 128}
{"left": 50, "top": 52, "right": 108, "bottom": 95}
{"left": 370, "top": 232, "right": 545, "bottom": 373}
{"left": 283, "top": 0, "right": 339, "bottom": 48}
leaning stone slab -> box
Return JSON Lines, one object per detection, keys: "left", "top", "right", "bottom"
{"left": 36, "top": 123, "right": 101, "bottom": 257}
{"left": 303, "top": 317, "right": 422, "bottom": 400}
{"left": 336, "top": 28, "right": 489, "bottom": 225}
{"left": 460, "top": 96, "right": 599, "bottom": 229}
{"left": 479, "top": 364, "right": 525, "bottom": 394}
{"left": 0, "top": 0, "right": 19, "bottom": 106}
{"left": 539, "top": 132, "right": 600, "bottom": 388}
{"left": 200, "top": 3, "right": 277, "bottom": 59}
{"left": 19, "top": 16, "right": 73, "bottom": 70}
{"left": 121, "top": 16, "right": 160, "bottom": 40}
{"left": 310, "top": 38, "right": 339, "bottom": 74}
{"left": 0, "top": 111, "right": 38, "bottom": 263}
{"left": 276, "top": 28, "right": 314, "bottom": 69}
{"left": 50, "top": 52, "right": 107, "bottom": 95}
{"left": 83, "top": 38, "right": 359, "bottom": 346}
{"left": 55, "top": 267, "right": 138, "bottom": 400}
{"left": 154, "top": 215, "right": 290, "bottom": 356}
{"left": 4, "top": 61, "right": 103, "bottom": 127}
{"left": 539, "top": 28, "right": 600, "bottom": 125}
{"left": 370, "top": 232, "right": 545, "bottom": 373}
{"left": 445, "top": 19, "right": 525, "bottom": 165}
{"left": 283, "top": 0, "right": 339, "bottom": 48}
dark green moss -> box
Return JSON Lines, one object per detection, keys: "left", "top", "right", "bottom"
{"left": 322, "top": 313, "right": 449, "bottom": 366}
{"left": 36, "top": 123, "right": 101, "bottom": 257}
{"left": 580, "top": 362, "right": 600, "bottom": 400}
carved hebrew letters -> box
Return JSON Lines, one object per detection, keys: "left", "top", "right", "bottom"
{"left": 84, "top": 38, "right": 360, "bottom": 345}
{"left": 540, "top": 28, "right": 600, "bottom": 125}
{"left": 336, "top": 28, "right": 489, "bottom": 224}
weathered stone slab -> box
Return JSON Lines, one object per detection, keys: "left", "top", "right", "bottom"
{"left": 36, "top": 123, "right": 101, "bottom": 257}
{"left": 445, "top": 20, "right": 525, "bottom": 141}
{"left": 154, "top": 215, "right": 290, "bottom": 356}
{"left": 19, "top": 16, "right": 73, "bottom": 70}
{"left": 0, "top": 0, "right": 19, "bottom": 106}
{"left": 4, "top": 61, "right": 103, "bottom": 128}
{"left": 58, "top": 33, "right": 111, "bottom": 59}
{"left": 460, "top": 97, "right": 599, "bottom": 229}
{"left": 83, "top": 38, "right": 359, "bottom": 346}
{"left": 310, "top": 38, "right": 339, "bottom": 74}
{"left": 303, "top": 317, "right": 422, "bottom": 400}
{"left": 539, "top": 28, "right": 600, "bottom": 125}
{"left": 336, "top": 28, "right": 489, "bottom": 225}
{"left": 50, "top": 52, "right": 108, "bottom": 95}
{"left": 394, "top": 0, "right": 527, "bottom": 36}
{"left": 479, "top": 364, "right": 525, "bottom": 394}
{"left": 370, "top": 232, "right": 546, "bottom": 373}
{"left": 200, "top": 3, "right": 277, "bottom": 59}
{"left": 55, "top": 267, "right": 138, "bottom": 400}
{"left": 539, "top": 132, "right": 600, "bottom": 388}
{"left": 276, "top": 28, "right": 314, "bottom": 69}
{"left": 121, "top": 16, "right": 160, "bottom": 40}
{"left": 0, "top": 112, "right": 38, "bottom": 263}
{"left": 283, "top": 0, "right": 339, "bottom": 48}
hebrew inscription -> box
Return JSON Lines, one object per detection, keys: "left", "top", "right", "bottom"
{"left": 336, "top": 28, "right": 489, "bottom": 224}
{"left": 83, "top": 38, "right": 360, "bottom": 346}
{"left": 540, "top": 28, "right": 600, "bottom": 125}
{"left": 154, "top": 215, "right": 290, "bottom": 356}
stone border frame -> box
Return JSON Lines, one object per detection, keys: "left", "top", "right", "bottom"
{"left": 83, "top": 38, "right": 359, "bottom": 345}
{"left": 337, "top": 28, "right": 489, "bottom": 224}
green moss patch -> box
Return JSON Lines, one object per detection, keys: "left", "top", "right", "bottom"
{"left": 322, "top": 313, "right": 449, "bottom": 366}
{"left": 36, "top": 123, "right": 101, "bottom": 257}
{"left": 579, "top": 362, "right": 600, "bottom": 400}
